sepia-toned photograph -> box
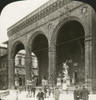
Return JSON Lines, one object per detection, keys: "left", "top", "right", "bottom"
{"left": 0, "top": 0, "right": 96, "bottom": 100}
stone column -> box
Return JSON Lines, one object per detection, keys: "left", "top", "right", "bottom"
{"left": 85, "top": 35, "right": 92, "bottom": 90}
{"left": 8, "top": 55, "right": 15, "bottom": 89}
{"left": 91, "top": 10, "right": 96, "bottom": 92}
{"left": 25, "top": 50, "right": 32, "bottom": 85}
{"left": 92, "top": 34, "right": 96, "bottom": 92}
{"left": 48, "top": 45, "right": 56, "bottom": 86}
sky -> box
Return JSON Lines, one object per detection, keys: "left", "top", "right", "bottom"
{"left": 0, "top": 0, "right": 49, "bottom": 45}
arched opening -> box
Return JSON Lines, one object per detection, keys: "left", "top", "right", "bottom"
{"left": 15, "top": 50, "right": 25, "bottom": 89}
{"left": 30, "top": 34, "right": 48, "bottom": 86}
{"left": 11, "top": 42, "right": 25, "bottom": 89}
{"left": 56, "top": 20, "right": 85, "bottom": 86}
{"left": 15, "top": 50, "right": 38, "bottom": 89}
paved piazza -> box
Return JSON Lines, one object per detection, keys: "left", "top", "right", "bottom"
{"left": 1, "top": 90, "right": 96, "bottom": 100}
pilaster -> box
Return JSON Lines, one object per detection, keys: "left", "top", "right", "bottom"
{"left": 91, "top": 9, "right": 96, "bottom": 92}
{"left": 8, "top": 56, "right": 15, "bottom": 89}
{"left": 25, "top": 49, "right": 32, "bottom": 83}
{"left": 48, "top": 45, "right": 56, "bottom": 86}
{"left": 85, "top": 35, "right": 92, "bottom": 90}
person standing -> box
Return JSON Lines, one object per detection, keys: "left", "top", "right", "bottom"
{"left": 73, "top": 86, "right": 80, "bottom": 100}
{"left": 31, "top": 86, "right": 36, "bottom": 97}
{"left": 74, "top": 70, "right": 78, "bottom": 85}
{"left": 80, "top": 85, "right": 90, "bottom": 100}
{"left": 44, "top": 87, "right": 47, "bottom": 98}
{"left": 37, "top": 88, "right": 44, "bottom": 100}
{"left": 53, "top": 87, "right": 60, "bottom": 100}
{"left": 47, "top": 86, "right": 51, "bottom": 97}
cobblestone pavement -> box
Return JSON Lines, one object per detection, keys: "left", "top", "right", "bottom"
{"left": 1, "top": 90, "right": 96, "bottom": 100}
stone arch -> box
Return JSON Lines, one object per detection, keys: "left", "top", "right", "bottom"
{"left": 50, "top": 16, "right": 86, "bottom": 85}
{"left": 27, "top": 31, "right": 49, "bottom": 85}
{"left": 51, "top": 16, "right": 85, "bottom": 47}
{"left": 11, "top": 40, "right": 25, "bottom": 58}
{"left": 28, "top": 31, "right": 49, "bottom": 51}
{"left": 8, "top": 40, "right": 25, "bottom": 89}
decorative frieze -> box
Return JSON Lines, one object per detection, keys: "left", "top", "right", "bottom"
{"left": 9, "top": 0, "right": 71, "bottom": 36}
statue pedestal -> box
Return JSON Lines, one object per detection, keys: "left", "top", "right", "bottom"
{"left": 62, "top": 78, "right": 67, "bottom": 90}
{"left": 62, "top": 77, "right": 70, "bottom": 90}
{"left": 66, "top": 77, "right": 70, "bottom": 86}
{"left": 62, "top": 83, "right": 67, "bottom": 90}
{"left": 57, "top": 78, "right": 61, "bottom": 86}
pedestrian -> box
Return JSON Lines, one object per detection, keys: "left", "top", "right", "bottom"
{"left": 19, "top": 86, "right": 22, "bottom": 93}
{"left": 37, "top": 88, "right": 44, "bottom": 100}
{"left": 80, "top": 85, "right": 90, "bottom": 100}
{"left": 26, "top": 88, "right": 32, "bottom": 98}
{"left": 16, "top": 90, "right": 19, "bottom": 100}
{"left": 44, "top": 87, "right": 47, "bottom": 98}
{"left": 31, "top": 86, "right": 36, "bottom": 97}
{"left": 73, "top": 86, "right": 80, "bottom": 100}
{"left": 47, "top": 86, "right": 51, "bottom": 97}
{"left": 49, "top": 87, "right": 51, "bottom": 96}
{"left": 53, "top": 87, "right": 60, "bottom": 100}
{"left": 46, "top": 87, "right": 50, "bottom": 98}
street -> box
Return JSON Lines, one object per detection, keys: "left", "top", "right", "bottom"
{"left": 1, "top": 90, "right": 96, "bottom": 100}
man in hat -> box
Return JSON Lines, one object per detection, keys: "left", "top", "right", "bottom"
{"left": 80, "top": 85, "right": 90, "bottom": 100}
{"left": 37, "top": 88, "right": 44, "bottom": 100}
{"left": 73, "top": 86, "right": 80, "bottom": 100}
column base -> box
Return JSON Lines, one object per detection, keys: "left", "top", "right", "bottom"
{"left": 91, "top": 79, "right": 96, "bottom": 93}
{"left": 85, "top": 78, "right": 92, "bottom": 91}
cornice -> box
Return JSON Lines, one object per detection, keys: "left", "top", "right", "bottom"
{"left": 8, "top": 0, "right": 71, "bottom": 37}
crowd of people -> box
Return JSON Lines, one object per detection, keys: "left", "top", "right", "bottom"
{"left": 74, "top": 85, "right": 90, "bottom": 100}
{"left": 15, "top": 82, "right": 90, "bottom": 100}
{"left": 24, "top": 85, "right": 89, "bottom": 100}
{"left": 25, "top": 85, "right": 90, "bottom": 100}
{"left": 26, "top": 85, "right": 60, "bottom": 100}
{"left": 36, "top": 86, "right": 60, "bottom": 100}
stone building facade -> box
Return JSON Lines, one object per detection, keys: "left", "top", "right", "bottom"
{"left": 0, "top": 46, "right": 8, "bottom": 89}
{"left": 7, "top": 0, "right": 96, "bottom": 91}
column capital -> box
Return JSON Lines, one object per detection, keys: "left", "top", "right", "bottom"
{"left": 49, "top": 46, "right": 56, "bottom": 52}
{"left": 85, "top": 35, "right": 92, "bottom": 42}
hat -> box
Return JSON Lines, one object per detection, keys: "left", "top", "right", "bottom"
{"left": 55, "top": 87, "right": 58, "bottom": 89}
{"left": 75, "top": 86, "right": 79, "bottom": 89}
{"left": 83, "top": 85, "right": 85, "bottom": 88}
{"left": 75, "top": 86, "right": 78, "bottom": 88}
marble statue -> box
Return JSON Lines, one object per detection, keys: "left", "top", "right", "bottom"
{"left": 63, "top": 61, "right": 69, "bottom": 79}
{"left": 62, "top": 61, "right": 70, "bottom": 90}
